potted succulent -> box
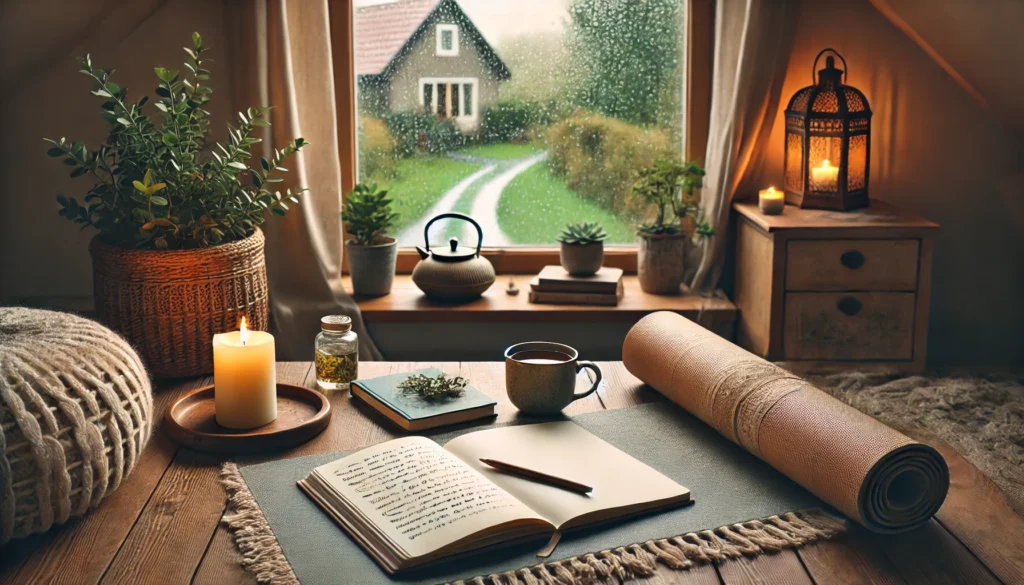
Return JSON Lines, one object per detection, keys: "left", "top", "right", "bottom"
{"left": 45, "top": 33, "right": 308, "bottom": 377}
{"left": 558, "top": 222, "right": 607, "bottom": 276}
{"left": 342, "top": 183, "right": 399, "bottom": 297}
{"left": 632, "top": 159, "right": 714, "bottom": 294}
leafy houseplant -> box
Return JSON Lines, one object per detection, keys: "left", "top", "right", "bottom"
{"left": 43, "top": 32, "right": 310, "bottom": 377}
{"left": 632, "top": 159, "right": 715, "bottom": 294}
{"left": 342, "top": 183, "right": 399, "bottom": 297}
{"left": 558, "top": 222, "right": 607, "bottom": 276}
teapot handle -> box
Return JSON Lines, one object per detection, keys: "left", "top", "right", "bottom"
{"left": 423, "top": 213, "right": 484, "bottom": 257}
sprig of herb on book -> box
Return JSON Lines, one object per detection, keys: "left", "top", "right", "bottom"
{"left": 398, "top": 373, "right": 468, "bottom": 402}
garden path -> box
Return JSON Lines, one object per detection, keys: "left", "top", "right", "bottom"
{"left": 469, "top": 151, "right": 548, "bottom": 246}
{"left": 395, "top": 163, "right": 495, "bottom": 246}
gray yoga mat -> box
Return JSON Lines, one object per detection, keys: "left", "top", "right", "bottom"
{"left": 239, "top": 402, "right": 826, "bottom": 584}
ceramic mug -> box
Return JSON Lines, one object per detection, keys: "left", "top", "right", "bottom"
{"left": 504, "top": 342, "right": 602, "bottom": 415}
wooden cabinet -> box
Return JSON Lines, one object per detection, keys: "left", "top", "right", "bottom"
{"left": 733, "top": 200, "right": 938, "bottom": 372}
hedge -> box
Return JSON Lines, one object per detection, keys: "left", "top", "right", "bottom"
{"left": 546, "top": 111, "right": 675, "bottom": 221}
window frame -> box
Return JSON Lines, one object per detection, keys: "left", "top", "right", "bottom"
{"left": 334, "top": 0, "right": 714, "bottom": 275}
{"left": 435, "top": 24, "right": 460, "bottom": 57}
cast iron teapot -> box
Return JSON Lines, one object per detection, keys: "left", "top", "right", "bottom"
{"left": 412, "top": 213, "right": 496, "bottom": 301}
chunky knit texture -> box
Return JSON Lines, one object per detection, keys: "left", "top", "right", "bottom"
{"left": 0, "top": 307, "right": 152, "bottom": 544}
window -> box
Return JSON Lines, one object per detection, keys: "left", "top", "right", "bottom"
{"left": 435, "top": 24, "right": 459, "bottom": 57}
{"left": 348, "top": 0, "right": 710, "bottom": 271}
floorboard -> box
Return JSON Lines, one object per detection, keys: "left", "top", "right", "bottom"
{"left": 797, "top": 526, "right": 908, "bottom": 585}
{"left": 878, "top": 519, "right": 1002, "bottom": 585}
{"left": 931, "top": 442, "right": 1024, "bottom": 585}
{"left": 716, "top": 550, "right": 814, "bottom": 585}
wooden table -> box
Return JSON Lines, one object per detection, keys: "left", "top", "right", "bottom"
{"left": 2, "top": 362, "right": 1022, "bottom": 585}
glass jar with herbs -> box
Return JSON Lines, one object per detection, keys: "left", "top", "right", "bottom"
{"left": 314, "top": 315, "right": 358, "bottom": 391}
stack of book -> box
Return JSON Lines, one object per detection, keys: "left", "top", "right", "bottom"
{"left": 528, "top": 265, "right": 624, "bottom": 306}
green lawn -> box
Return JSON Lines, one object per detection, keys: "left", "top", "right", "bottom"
{"left": 460, "top": 142, "right": 543, "bottom": 160}
{"left": 497, "top": 161, "right": 635, "bottom": 244}
{"left": 373, "top": 156, "right": 482, "bottom": 234}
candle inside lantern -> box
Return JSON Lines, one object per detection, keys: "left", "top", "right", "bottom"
{"left": 758, "top": 186, "right": 785, "bottom": 215}
{"left": 213, "top": 317, "right": 277, "bottom": 429}
{"left": 810, "top": 159, "right": 839, "bottom": 192}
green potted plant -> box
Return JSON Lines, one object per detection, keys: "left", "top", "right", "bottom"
{"left": 558, "top": 221, "right": 607, "bottom": 276}
{"left": 342, "top": 183, "right": 399, "bottom": 296}
{"left": 44, "top": 33, "right": 308, "bottom": 377}
{"left": 631, "top": 159, "right": 714, "bottom": 294}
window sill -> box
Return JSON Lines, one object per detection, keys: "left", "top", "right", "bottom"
{"left": 346, "top": 274, "right": 736, "bottom": 323}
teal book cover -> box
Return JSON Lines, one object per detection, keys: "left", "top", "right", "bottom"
{"left": 351, "top": 368, "right": 497, "bottom": 428}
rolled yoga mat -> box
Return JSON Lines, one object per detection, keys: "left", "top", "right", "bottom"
{"left": 622, "top": 311, "right": 949, "bottom": 533}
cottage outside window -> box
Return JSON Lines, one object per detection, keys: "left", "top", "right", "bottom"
{"left": 346, "top": 0, "right": 712, "bottom": 272}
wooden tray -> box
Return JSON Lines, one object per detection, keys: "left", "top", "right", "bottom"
{"left": 164, "top": 384, "right": 331, "bottom": 453}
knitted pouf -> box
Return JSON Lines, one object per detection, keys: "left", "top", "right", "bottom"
{"left": 0, "top": 307, "right": 152, "bottom": 544}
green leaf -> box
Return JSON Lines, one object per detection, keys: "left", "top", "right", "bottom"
{"left": 271, "top": 208, "right": 286, "bottom": 216}
{"left": 227, "top": 161, "right": 248, "bottom": 171}
{"left": 154, "top": 102, "right": 168, "bottom": 112}
{"left": 192, "top": 31, "right": 202, "bottom": 49}
{"left": 251, "top": 118, "right": 270, "bottom": 127}
{"left": 70, "top": 167, "right": 88, "bottom": 178}
{"left": 105, "top": 82, "right": 120, "bottom": 95}
{"left": 260, "top": 157, "right": 270, "bottom": 171}
{"left": 116, "top": 117, "right": 131, "bottom": 127}
{"left": 47, "top": 147, "right": 65, "bottom": 157}
{"left": 162, "top": 132, "right": 178, "bottom": 146}
{"left": 150, "top": 196, "right": 169, "bottom": 206}
{"left": 133, "top": 180, "right": 147, "bottom": 192}
{"left": 154, "top": 67, "right": 179, "bottom": 84}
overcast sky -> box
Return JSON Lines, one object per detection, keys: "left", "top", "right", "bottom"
{"left": 354, "top": 0, "right": 571, "bottom": 45}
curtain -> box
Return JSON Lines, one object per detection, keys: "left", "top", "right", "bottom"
{"left": 227, "top": 0, "right": 381, "bottom": 360}
{"left": 689, "top": 0, "right": 797, "bottom": 293}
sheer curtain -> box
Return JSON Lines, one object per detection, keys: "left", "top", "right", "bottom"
{"left": 690, "top": 0, "right": 798, "bottom": 293}
{"left": 227, "top": 0, "right": 381, "bottom": 360}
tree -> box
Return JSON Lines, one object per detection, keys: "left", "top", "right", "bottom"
{"left": 566, "top": 0, "right": 682, "bottom": 126}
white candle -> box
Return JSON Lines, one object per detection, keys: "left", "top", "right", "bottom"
{"left": 810, "top": 159, "right": 839, "bottom": 192}
{"left": 213, "top": 317, "right": 277, "bottom": 429}
{"left": 758, "top": 186, "right": 785, "bottom": 215}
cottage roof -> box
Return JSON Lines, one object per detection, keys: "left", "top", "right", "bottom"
{"left": 354, "top": 0, "right": 510, "bottom": 80}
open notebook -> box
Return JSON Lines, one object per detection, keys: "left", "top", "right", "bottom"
{"left": 298, "top": 422, "right": 691, "bottom": 574}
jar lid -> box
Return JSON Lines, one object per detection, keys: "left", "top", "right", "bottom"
{"left": 321, "top": 315, "right": 352, "bottom": 332}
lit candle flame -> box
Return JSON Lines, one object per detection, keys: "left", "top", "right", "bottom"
{"left": 767, "top": 186, "right": 777, "bottom": 194}
{"left": 819, "top": 159, "right": 833, "bottom": 169}
{"left": 239, "top": 316, "right": 249, "bottom": 346}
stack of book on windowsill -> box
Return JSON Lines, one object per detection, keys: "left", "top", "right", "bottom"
{"left": 528, "top": 265, "right": 624, "bottom": 306}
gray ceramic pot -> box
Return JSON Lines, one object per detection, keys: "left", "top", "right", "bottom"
{"left": 559, "top": 241, "right": 604, "bottom": 276}
{"left": 637, "top": 232, "right": 686, "bottom": 294}
{"left": 346, "top": 236, "right": 397, "bottom": 297}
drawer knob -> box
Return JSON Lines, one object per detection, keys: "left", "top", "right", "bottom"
{"left": 840, "top": 250, "right": 866, "bottom": 269}
{"left": 836, "top": 296, "right": 863, "bottom": 316}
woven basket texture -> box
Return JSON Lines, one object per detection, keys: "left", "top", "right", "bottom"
{"left": 90, "top": 229, "right": 268, "bottom": 377}
{"left": 0, "top": 307, "right": 153, "bottom": 545}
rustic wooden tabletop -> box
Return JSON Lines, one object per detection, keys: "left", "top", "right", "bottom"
{"left": 2, "top": 362, "right": 1021, "bottom": 585}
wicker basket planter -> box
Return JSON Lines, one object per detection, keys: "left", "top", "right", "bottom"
{"left": 90, "top": 229, "right": 269, "bottom": 378}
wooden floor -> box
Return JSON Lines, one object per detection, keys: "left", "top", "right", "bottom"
{"left": 2, "top": 362, "right": 1022, "bottom": 585}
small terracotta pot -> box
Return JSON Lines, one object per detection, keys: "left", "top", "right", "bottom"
{"left": 637, "top": 232, "right": 686, "bottom": 294}
{"left": 559, "top": 241, "right": 604, "bottom": 276}
{"left": 346, "top": 236, "right": 397, "bottom": 297}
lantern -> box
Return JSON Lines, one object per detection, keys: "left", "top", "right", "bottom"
{"left": 784, "top": 49, "right": 871, "bottom": 210}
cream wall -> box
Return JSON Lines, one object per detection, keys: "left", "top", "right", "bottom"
{"left": 752, "top": 0, "right": 1024, "bottom": 366}
{"left": 0, "top": 0, "right": 231, "bottom": 304}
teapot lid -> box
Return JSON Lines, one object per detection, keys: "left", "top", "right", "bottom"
{"left": 421, "top": 212, "right": 484, "bottom": 263}
{"left": 431, "top": 237, "right": 477, "bottom": 262}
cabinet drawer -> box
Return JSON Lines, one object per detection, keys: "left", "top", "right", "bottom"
{"left": 783, "top": 292, "right": 915, "bottom": 360}
{"left": 786, "top": 240, "right": 919, "bottom": 291}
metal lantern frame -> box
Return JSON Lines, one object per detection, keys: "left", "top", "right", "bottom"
{"left": 784, "top": 48, "right": 872, "bottom": 210}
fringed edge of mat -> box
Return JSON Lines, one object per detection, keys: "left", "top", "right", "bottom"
{"left": 220, "top": 463, "right": 300, "bottom": 585}
{"left": 220, "top": 462, "right": 846, "bottom": 585}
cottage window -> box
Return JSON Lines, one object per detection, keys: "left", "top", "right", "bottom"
{"left": 436, "top": 24, "right": 459, "bottom": 57}
{"left": 347, "top": 0, "right": 712, "bottom": 273}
